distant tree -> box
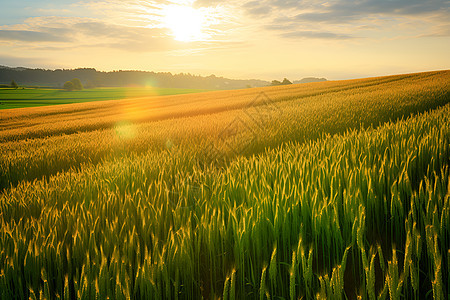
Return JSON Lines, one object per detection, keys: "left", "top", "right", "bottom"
{"left": 70, "top": 78, "right": 83, "bottom": 90}
{"left": 246, "top": 84, "right": 252, "bottom": 89}
{"left": 281, "top": 78, "right": 292, "bottom": 85}
{"left": 271, "top": 80, "right": 282, "bottom": 86}
{"left": 10, "top": 80, "right": 18, "bottom": 89}
{"left": 63, "top": 81, "right": 75, "bottom": 91}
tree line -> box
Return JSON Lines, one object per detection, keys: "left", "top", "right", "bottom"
{"left": 1, "top": 66, "right": 327, "bottom": 90}
{"left": 0, "top": 67, "right": 268, "bottom": 90}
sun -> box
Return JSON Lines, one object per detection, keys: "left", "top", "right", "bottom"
{"left": 163, "top": 5, "right": 206, "bottom": 42}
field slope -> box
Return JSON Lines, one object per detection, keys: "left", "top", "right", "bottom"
{"left": 0, "top": 70, "right": 449, "bottom": 299}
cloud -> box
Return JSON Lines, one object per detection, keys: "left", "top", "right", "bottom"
{"left": 266, "top": 23, "right": 356, "bottom": 39}
{"left": 290, "top": 1, "right": 450, "bottom": 24}
{"left": 194, "top": 0, "right": 227, "bottom": 8}
{"left": 280, "top": 30, "right": 355, "bottom": 40}
{"left": 0, "top": 16, "right": 180, "bottom": 52}
{"left": 0, "top": 0, "right": 240, "bottom": 55}
{"left": 0, "top": 54, "right": 52, "bottom": 68}
{"left": 242, "top": 1, "right": 272, "bottom": 16}
{"left": 241, "top": 0, "right": 450, "bottom": 18}
{"left": 72, "top": 21, "right": 162, "bottom": 40}
{"left": 0, "top": 30, "right": 67, "bottom": 42}
{"left": 418, "top": 23, "right": 450, "bottom": 37}
{"left": 2, "top": 0, "right": 448, "bottom": 53}
{"left": 238, "top": 0, "right": 450, "bottom": 39}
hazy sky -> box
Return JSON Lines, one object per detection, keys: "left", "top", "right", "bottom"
{"left": 0, "top": 0, "right": 449, "bottom": 80}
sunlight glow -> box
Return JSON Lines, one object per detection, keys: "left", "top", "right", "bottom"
{"left": 163, "top": 4, "right": 206, "bottom": 42}
{"left": 115, "top": 121, "right": 136, "bottom": 140}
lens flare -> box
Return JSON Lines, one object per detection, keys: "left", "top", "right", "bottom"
{"left": 115, "top": 121, "right": 136, "bottom": 139}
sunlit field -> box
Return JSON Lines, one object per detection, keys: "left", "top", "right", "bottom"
{"left": 1, "top": 71, "right": 449, "bottom": 299}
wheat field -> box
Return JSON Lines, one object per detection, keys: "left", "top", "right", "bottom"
{"left": 0, "top": 71, "right": 449, "bottom": 299}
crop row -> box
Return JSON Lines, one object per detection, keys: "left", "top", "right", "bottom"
{"left": 1, "top": 103, "right": 449, "bottom": 299}
{"left": 1, "top": 71, "right": 449, "bottom": 191}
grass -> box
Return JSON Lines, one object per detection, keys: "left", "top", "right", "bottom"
{"left": 0, "top": 70, "right": 449, "bottom": 299}
{"left": 0, "top": 87, "right": 211, "bottom": 109}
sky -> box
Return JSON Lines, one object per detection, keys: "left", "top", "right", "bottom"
{"left": 0, "top": 0, "right": 449, "bottom": 80}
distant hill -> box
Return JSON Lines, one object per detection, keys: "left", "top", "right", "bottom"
{"left": 0, "top": 66, "right": 269, "bottom": 90}
{"left": 293, "top": 77, "right": 327, "bottom": 84}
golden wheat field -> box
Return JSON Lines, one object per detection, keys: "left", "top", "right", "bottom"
{"left": 1, "top": 71, "right": 449, "bottom": 299}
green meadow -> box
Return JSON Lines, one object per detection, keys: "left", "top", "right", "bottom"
{"left": 0, "top": 87, "right": 210, "bottom": 109}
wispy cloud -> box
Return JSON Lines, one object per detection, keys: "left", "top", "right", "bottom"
{"left": 0, "top": 1, "right": 225, "bottom": 51}
{"left": 418, "top": 23, "right": 450, "bottom": 38}
{"left": 0, "top": 16, "right": 184, "bottom": 52}
{"left": 288, "top": 1, "right": 450, "bottom": 24}
{"left": 238, "top": 0, "right": 450, "bottom": 18}
{"left": 237, "top": 0, "right": 450, "bottom": 39}
{"left": 242, "top": 1, "right": 272, "bottom": 16}
{"left": 280, "top": 30, "right": 356, "bottom": 40}
{"left": 191, "top": 0, "right": 450, "bottom": 41}
{"left": 1, "top": 0, "right": 448, "bottom": 47}
{"left": 0, "top": 30, "right": 67, "bottom": 42}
